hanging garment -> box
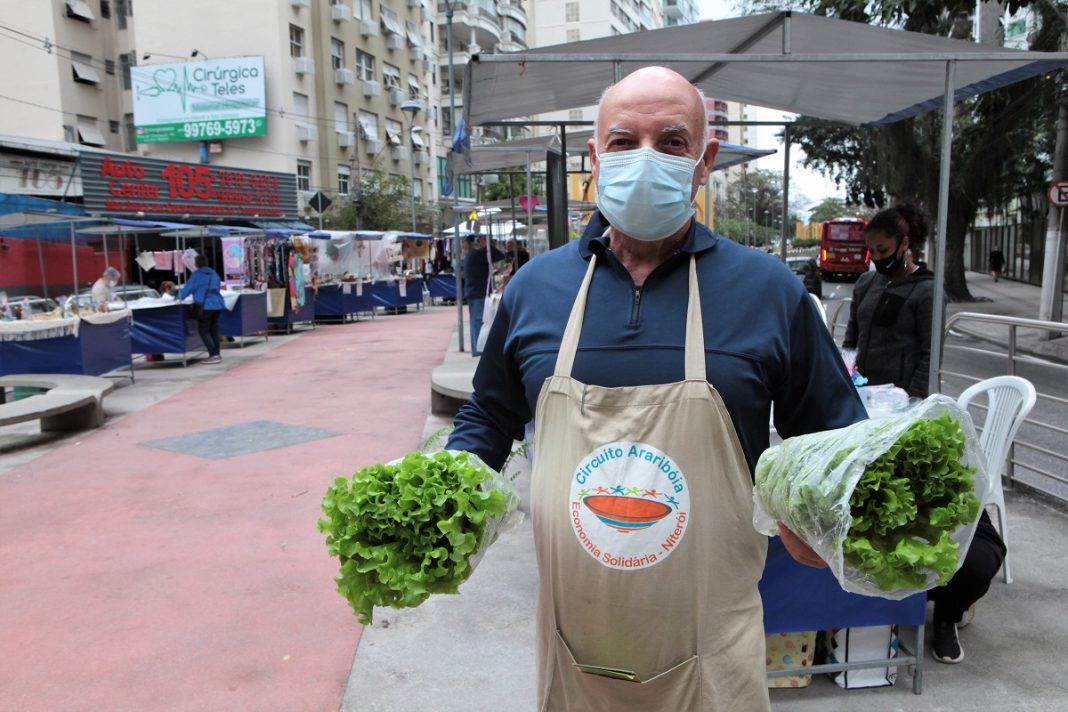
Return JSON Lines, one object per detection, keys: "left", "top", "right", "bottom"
{"left": 531, "top": 255, "right": 770, "bottom": 712}
{"left": 135, "top": 251, "right": 156, "bottom": 271}
{"left": 153, "top": 251, "right": 173, "bottom": 271}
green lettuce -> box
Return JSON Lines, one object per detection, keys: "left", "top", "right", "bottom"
{"left": 319, "top": 451, "right": 513, "bottom": 625}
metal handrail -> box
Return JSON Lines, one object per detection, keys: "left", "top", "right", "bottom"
{"left": 941, "top": 311, "right": 1068, "bottom": 504}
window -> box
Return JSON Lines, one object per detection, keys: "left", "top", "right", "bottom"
{"left": 289, "top": 24, "right": 305, "bottom": 57}
{"left": 441, "top": 105, "right": 452, "bottom": 135}
{"left": 297, "top": 161, "right": 312, "bottom": 192}
{"left": 385, "top": 118, "right": 403, "bottom": 145}
{"left": 407, "top": 74, "right": 420, "bottom": 100}
{"left": 337, "top": 165, "right": 351, "bottom": 195}
{"left": 412, "top": 178, "right": 422, "bottom": 200}
{"left": 356, "top": 0, "right": 373, "bottom": 20}
{"left": 334, "top": 101, "right": 349, "bottom": 134}
{"left": 119, "top": 52, "right": 133, "bottom": 89}
{"left": 123, "top": 112, "right": 135, "bottom": 150}
{"left": 565, "top": 2, "right": 579, "bottom": 22}
{"left": 70, "top": 52, "right": 101, "bottom": 85}
{"left": 116, "top": 0, "right": 129, "bottom": 29}
{"left": 104, "top": 59, "right": 115, "bottom": 75}
{"left": 382, "top": 62, "right": 401, "bottom": 88}
{"left": 569, "top": 109, "right": 583, "bottom": 122}
{"left": 330, "top": 38, "right": 345, "bottom": 69}
{"left": 355, "top": 50, "right": 375, "bottom": 81}
{"left": 66, "top": 0, "right": 96, "bottom": 22}
{"left": 108, "top": 119, "right": 119, "bottom": 133}
{"left": 76, "top": 115, "right": 105, "bottom": 146}
{"left": 566, "top": 28, "right": 580, "bottom": 43}
{"left": 405, "top": 19, "right": 422, "bottom": 49}
{"left": 358, "top": 110, "right": 379, "bottom": 141}
{"left": 380, "top": 4, "right": 402, "bottom": 36}
{"left": 292, "top": 92, "right": 309, "bottom": 121}
{"left": 100, "top": 1, "right": 111, "bottom": 18}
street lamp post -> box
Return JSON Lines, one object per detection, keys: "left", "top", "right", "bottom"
{"left": 399, "top": 100, "right": 422, "bottom": 232}
{"left": 443, "top": 0, "right": 464, "bottom": 351}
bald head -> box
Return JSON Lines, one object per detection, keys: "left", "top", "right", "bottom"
{"left": 594, "top": 67, "right": 709, "bottom": 154}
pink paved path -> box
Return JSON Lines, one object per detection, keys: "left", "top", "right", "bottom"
{"left": 0, "top": 310, "right": 456, "bottom": 712}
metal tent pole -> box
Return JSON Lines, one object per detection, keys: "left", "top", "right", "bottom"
{"left": 929, "top": 60, "right": 956, "bottom": 396}
{"left": 70, "top": 222, "right": 79, "bottom": 299}
{"left": 36, "top": 236, "right": 48, "bottom": 299}
{"left": 780, "top": 124, "right": 791, "bottom": 262}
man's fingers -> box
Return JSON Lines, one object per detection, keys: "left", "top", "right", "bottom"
{"left": 777, "top": 522, "right": 829, "bottom": 569}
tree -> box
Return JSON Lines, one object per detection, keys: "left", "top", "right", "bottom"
{"left": 335, "top": 169, "right": 416, "bottom": 232}
{"left": 480, "top": 173, "right": 544, "bottom": 202}
{"left": 808, "top": 197, "right": 860, "bottom": 223}
{"left": 718, "top": 168, "right": 789, "bottom": 244}
{"left": 741, "top": 0, "right": 1063, "bottom": 300}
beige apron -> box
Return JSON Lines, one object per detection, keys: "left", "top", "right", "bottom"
{"left": 532, "top": 254, "right": 770, "bottom": 712}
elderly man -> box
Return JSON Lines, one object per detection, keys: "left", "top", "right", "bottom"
{"left": 90, "top": 267, "right": 121, "bottom": 311}
{"left": 447, "top": 67, "right": 864, "bottom": 711}
{"left": 462, "top": 234, "right": 506, "bottom": 356}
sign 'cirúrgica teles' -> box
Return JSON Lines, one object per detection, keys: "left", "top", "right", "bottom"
{"left": 130, "top": 56, "right": 267, "bottom": 144}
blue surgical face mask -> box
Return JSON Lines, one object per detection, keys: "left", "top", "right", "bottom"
{"left": 596, "top": 147, "right": 703, "bottom": 242}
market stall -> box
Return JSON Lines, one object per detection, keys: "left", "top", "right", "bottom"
{"left": 127, "top": 302, "right": 203, "bottom": 365}
{"left": 218, "top": 290, "right": 269, "bottom": 346}
{"left": 425, "top": 275, "right": 457, "bottom": 302}
{"left": 372, "top": 278, "right": 425, "bottom": 312}
{"left": 267, "top": 286, "right": 315, "bottom": 334}
{"left": 0, "top": 311, "right": 133, "bottom": 378}
{"left": 313, "top": 282, "right": 375, "bottom": 324}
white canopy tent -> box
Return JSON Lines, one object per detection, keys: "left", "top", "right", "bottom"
{"left": 462, "top": 10, "right": 1068, "bottom": 394}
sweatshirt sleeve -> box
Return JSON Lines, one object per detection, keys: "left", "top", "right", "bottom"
{"left": 446, "top": 297, "right": 530, "bottom": 471}
{"left": 906, "top": 283, "right": 935, "bottom": 398}
{"left": 773, "top": 292, "right": 867, "bottom": 438}
{"left": 178, "top": 274, "right": 199, "bottom": 301}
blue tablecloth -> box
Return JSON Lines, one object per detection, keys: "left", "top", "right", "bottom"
{"left": 426, "top": 275, "right": 457, "bottom": 300}
{"left": 129, "top": 304, "right": 202, "bottom": 355}
{"left": 219, "top": 292, "right": 268, "bottom": 338}
{"left": 0, "top": 316, "right": 132, "bottom": 377}
{"left": 760, "top": 537, "right": 926, "bottom": 633}
{"left": 314, "top": 283, "right": 375, "bottom": 321}
{"left": 372, "top": 279, "right": 425, "bottom": 309}
{"left": 269, "top": 287, "right": 315, "bottom": 330}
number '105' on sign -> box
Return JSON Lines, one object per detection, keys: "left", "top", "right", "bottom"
{"left": 161, "top": 164, "right": 214, "bottom": 199}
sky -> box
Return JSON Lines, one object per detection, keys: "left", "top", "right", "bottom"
{"left": 696, "top": 0, "right": 844, "bottom": 216}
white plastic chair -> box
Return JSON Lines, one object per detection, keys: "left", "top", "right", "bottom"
{"left": 956, "top": 375, "right": 1037, "bottom": 584}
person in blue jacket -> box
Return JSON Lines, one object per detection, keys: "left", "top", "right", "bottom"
{"left": 462, "top": 234, "right": 507, "bottom": 356}
{"left": 179, "top": 255, "right": 225, "bottom": 364}
{"left": 446, "top": 66, "right": 866, "bottom": 711}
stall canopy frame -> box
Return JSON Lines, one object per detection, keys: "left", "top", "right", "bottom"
{"left": 463, "top": 9, "right": 1068, "bottom": 395}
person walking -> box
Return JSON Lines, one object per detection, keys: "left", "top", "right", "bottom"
{"left": 462, "top": 234, "right": 506, "bottom": 356}
{"left": 180, "top": 255, "right": 225, "bottom": 364}
{"left": 447, "top": 66, "right": 864, "bottom": 711}
{"left": 989, "top": 247, "right": 1005, "bottom": 282}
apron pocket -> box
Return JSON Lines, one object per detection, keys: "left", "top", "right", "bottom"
{"left": 546, "top": 630, "right": 701, "bottom": 712}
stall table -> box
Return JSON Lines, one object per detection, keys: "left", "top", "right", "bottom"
{"left": 426, "top": 274, "right": 457, "bottom": 303}
{"left": 314, "top": 282, "right": 375, "bottom": 323}
{"left": 760, "top": 537, "right": 927, "bottom": 692}
{"left": 0, "top": 312, "right": 133, "bottom": 379}
{"left": 219, "top": 291, "right": 269, "bottom": 346}
{"left": 268, "top": 286, "right": 315, "bottom": 334}
{"left": 128, "top": 303, "right": 204, "bottom": 365}
{"left": 372, "top": 278, "right": 425, "bottom": 313}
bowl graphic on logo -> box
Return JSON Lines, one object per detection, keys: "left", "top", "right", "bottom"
{"left": 582, "top": 495, "right": 672, "bottom": 533}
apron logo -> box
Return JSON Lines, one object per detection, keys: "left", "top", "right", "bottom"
{"left": 569, "top": 441, "right": 690, "bottom": 570}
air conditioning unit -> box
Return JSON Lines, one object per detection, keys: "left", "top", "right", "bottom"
{"left": 294, "top": 56, "right": 315, "bottom": 75}
{"left": 408, "top": 0, "right": 421, "bottom": 7}
{"left": 413, "top": 150, "right": 426, "bottom": 165}
{"left": 291, "top": 0, "right": 310, "bottom": 7}
{"left": 334, "top": 67, "right": 355, "bottom": 85}
{"left": 386, "top": 34, "right": 404, "bottom": 51}
{"left": 337, "top": 131, "right": 356, "bottom": 147}
{"left": 391, "top": 145, "right": 410, "bottom": 162}
{"left": 332, "top": 4, "right": 352, "bottom": 22}
{"left": 360, "top": 19, "right": 378, "bottom": 37}
{"left": 298, "top": 190, "right": 317, "bottom": 210}
{"left": 296, "top": 124, "right": 318, "bottom": 142}
{"left": 362, "top": 79, "right": 381, "bottom": 97}
{"left": 388, "top": 86, "right": 405, "bottom": 106}
{"left": 365, "top": 138, "right": 384, "bottom": 155}
{"left": 409, "top": 46, "right": 424, "bottom": 62}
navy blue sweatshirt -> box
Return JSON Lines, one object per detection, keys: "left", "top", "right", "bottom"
{"left": 447, "top": 213, "right": 866, "bottom": 472}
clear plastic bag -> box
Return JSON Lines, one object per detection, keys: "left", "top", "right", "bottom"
{"left": 753, "top": 395, "right": 989, "bottom": 600}
{"left": 320, "top": 449, "right": 522, "bottom": 624}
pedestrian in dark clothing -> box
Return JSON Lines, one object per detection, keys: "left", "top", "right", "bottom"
{"left": 989, "top": 248, "right": 1005, "bottom": 282}
{"left": 462, "top": 234, "right": 506, "bottom": 356}
{"left": 180, "top": 255, "right": 225, "bottom": 364}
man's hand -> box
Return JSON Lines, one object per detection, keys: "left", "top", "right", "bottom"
{"left": 777, "top": 522, "right": 828, "bottom": 569}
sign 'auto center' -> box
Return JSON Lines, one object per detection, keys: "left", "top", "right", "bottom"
{"left": 79, "top": 151, "right": 298, "bottom": 220}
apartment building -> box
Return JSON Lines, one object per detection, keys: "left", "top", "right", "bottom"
{"left": 0, "top": 0, "right": 436, "bottom": 217}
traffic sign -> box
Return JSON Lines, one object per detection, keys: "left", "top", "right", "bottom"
{"left": 1046, "top": 180, "right": 1068, "bottom": 207}
{"left": 308, "top": 191, "right": 332, "bottom": 213}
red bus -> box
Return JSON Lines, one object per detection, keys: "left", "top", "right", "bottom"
{"left": 819, "top": 218, "right": 869, "bottom": 281}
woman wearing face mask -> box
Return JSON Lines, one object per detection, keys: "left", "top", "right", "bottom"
{"left": 842, "top": 203, "right": 935, "bottom": 398}
{"left": 90, "top": 266, "right": 121, "bottom": 312}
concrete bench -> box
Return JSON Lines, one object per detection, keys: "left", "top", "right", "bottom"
{"left": 0, "top": 374, "right": 114, "bottom": 432}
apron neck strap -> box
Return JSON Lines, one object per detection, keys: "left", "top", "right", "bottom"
{"left": 554, "top": 252, "right": 707, "bottom": 381}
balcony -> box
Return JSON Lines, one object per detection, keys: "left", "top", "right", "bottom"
{"left": 663, "top": 0, "right": 683, "bottom": 19}
{"left": 497, "top": 0, "right": 527, "bottom": 26}
{"left": 437, "top": 2, "right": 501, "bottom": 52}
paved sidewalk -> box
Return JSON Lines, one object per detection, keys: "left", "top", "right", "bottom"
{"left": 0, "top": 309, "right": 457, "bottom": 712}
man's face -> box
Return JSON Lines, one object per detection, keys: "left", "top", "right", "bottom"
{"left": 588, "top": 68, "right": 719, "bottom": 202}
